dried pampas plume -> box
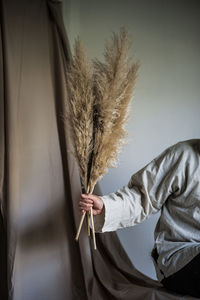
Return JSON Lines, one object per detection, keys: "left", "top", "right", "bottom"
{"left": 88, "top": 28, "right": 139, "bottom": 191}
{"left": 64, "top": 27, "right": 139, "bottom": 249}
{"left": 66, "top": 37, "right": 94, "bottom": 192}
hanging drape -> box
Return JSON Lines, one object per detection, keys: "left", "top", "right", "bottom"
{"left": 0, "top": 0, "right": 197, "bottom": 299}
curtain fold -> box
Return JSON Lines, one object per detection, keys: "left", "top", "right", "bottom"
{"left": 0, "top": 0, "right": 197, "bottom": 299}
{"left": 0, "top": 1, "right": 8, "bottom": 298}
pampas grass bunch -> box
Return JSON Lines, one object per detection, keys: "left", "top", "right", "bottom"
{"left": 65, "top": 27, "right": 139, "bottom": 249}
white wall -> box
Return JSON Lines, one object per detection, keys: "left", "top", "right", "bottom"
{"left": 63, "top": 0, "right": 200, "bottom": 279}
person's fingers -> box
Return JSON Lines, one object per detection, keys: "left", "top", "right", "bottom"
{"left": 79, "top": 202, "right": 93, "bottom": 213}
{"left": 89, "top": 209, "right": 101, "bottom": 216}
{"left": 79, "top": 206, "right": 91, "bottom": 212}
{"left": 80, "top": 197, "right": 93, "bottom": 204}
{"left": 79, "top": 194, "right": 103, "bottom": 216}
{"left": 81, "top": 193, "right": 99, "bottom": 202}
{"left": 79, "top": 207, "right": 101, "bottom": 216}
{"left": 79, "top": 206, "right": 90, "bottom": 212}
{"left": 79, "top": 201, "right": 93, "bottom": 208}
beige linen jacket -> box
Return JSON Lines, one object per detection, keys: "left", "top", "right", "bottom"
{"left": 93, "top": 139, "right": 200, "bottom": 280}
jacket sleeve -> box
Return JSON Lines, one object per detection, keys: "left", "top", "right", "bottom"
{"left": 93, "top": 144, "right": 186, "bottom": 232}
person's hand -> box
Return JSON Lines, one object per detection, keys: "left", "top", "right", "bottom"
{"left": 79, "top": 194, "right": 104, "bottom": 216}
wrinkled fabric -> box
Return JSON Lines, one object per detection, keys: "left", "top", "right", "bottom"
{"left": 95, "top": 140, "right": 200, "bottom": 281}
{"left": 0, "top": 0, "right": 199, "bottom": 299}
{"left": 0, "top": 0, "right": 88, "bottom": 299}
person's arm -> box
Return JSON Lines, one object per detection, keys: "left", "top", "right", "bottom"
{"left": 80, "top": 143, "right": 186, "bottom": 232}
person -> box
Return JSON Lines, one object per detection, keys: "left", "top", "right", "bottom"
{"left": 79, "top": 139, "right": 200, "bottom": 298}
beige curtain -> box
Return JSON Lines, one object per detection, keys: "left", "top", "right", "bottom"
{"left": 0, "top": 0, "right": 197, "bottom": 299}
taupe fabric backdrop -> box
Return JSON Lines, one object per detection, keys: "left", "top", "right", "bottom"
{"left": 0, "top": 0, "right": 197, "bottom": 299}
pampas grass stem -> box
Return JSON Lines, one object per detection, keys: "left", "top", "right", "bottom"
{"left": 87, "top": 212, "right": 90, "bottom": 236}
{"left": 90, "top": 207, "right": 96, "bottom": 249}
{"left": 75, "top": 211, "right": 86, "bottom": 241}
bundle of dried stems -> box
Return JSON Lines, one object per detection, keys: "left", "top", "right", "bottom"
{"left": 64, "top": 27, "right": 139, "bottom": 250}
